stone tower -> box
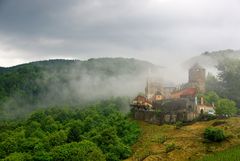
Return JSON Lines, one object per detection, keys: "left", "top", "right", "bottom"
{"left": 188, "top": 64, "right": 206, "bottom": 93}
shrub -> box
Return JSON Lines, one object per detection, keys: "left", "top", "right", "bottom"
{"left": 204, "top": 127, "right": 226, "bottom": 142}
{"left": 175, "top": 121, "right": 183, "bottom": 129}
{"left": 165, "top": 143, "right": 176, "bottom": 153}
{"left": 216, "top": 99, "right": 237, "bottom": 116}
{"left": 199, "top": 113, "right": 216, "bottom": 121}
{"left": 158, "top": 135, "right": 167, "bottom": 144}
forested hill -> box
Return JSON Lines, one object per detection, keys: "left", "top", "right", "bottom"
{"left": 0, "top": 58, "right": 157, "bottom": 119}
{"left": 185, "top": 49, "right": 240, "bottom": 68}
{"left": 0, "top": 67, "right": 5, "bottom": 73}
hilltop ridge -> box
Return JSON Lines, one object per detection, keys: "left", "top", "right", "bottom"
{"left": 0, "top": 57, "right": 158, "bottom": 119}
{"left": 185, "top": 49, "right": 240, "bottom": 69}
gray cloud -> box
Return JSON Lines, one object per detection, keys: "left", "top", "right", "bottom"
{"left": 0, "top": 0, "right": 240, "bottom": 68}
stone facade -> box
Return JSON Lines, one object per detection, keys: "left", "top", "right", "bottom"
{"left": 188, "top": 64, "right": 206, "bottom": 93}
{"left": 131, "top": 64, "right": 214, "bottom": 124}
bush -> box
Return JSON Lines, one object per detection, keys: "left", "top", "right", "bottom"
{"left": 157, "top": 135, "right": 167, "bottom": 144}
{"left": 204, "top": 127, "right": 226, "bottom": 142}
{"left": 199, "top": 113, "right": 216, "bottom": 121}
{"left": 216, "top": 99, "right": 237, "bottom": 116}
{"left": 165, "top": 143, "right": 176, "bottom": 153}
{"left": 175, "top": 121, "right": 183, "bottom": 129}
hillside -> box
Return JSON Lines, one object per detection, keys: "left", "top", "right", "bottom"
{"left": 0, "top": 58, "right": 158, "bottom": 119}
{"left": 126, "top": 118, "right": 240, "bottom": 161}
{"left": 0, "top": 67, "right": 5, "bottom": 73}
{"left": 0, "top": 99, "right": 140, "bottom": 161}
{"left": 184, "top": 49, "right": 240, "bottom": 69}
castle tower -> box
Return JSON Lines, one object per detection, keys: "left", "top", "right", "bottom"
{"left": 188, "top": 64, "right": 206, "bottom": 93}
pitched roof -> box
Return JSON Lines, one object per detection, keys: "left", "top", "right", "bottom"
{"left": 181, "top": 88, "right": 197, "bottom": 97}
{"left": 171, "top": 87, "right": 197, "bottom": 97}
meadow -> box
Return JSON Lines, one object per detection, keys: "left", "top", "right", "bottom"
{"left": 198, "top": 145, "right": 240, "bottom": 161}
{"left": 126, "top": 117, "right": 240, "bottom": 161}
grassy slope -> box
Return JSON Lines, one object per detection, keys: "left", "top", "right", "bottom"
{"left": 126, "top": 117, "right": 240, "bottom": 161}
{"left": 199, "top": 145, "right": 240, "bottom": 161}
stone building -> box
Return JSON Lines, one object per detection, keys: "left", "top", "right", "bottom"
{"left": 152, "top": 97, "right": 198, "bottom": 123}
{"left": 188, "top": 63, "right": 206, "bottom": 93}
{"left": 145, "top": 78, "right": 163, "bottom": 99}
{"left": 131, "top": 64, "right": 215, "bottom": 124}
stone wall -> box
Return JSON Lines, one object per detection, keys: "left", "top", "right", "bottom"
{"left": 133, "top": 109, "right": 198, "bottom": 124}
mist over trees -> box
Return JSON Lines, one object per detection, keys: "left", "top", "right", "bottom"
{"left": 206, "top": 58, "right": 240, "bottom": 108}
{"left": 0, "top": 58, "right": 157, "bottom": 119}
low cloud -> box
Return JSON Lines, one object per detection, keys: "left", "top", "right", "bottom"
{"left": 0, "top": 0, "right": 240, "bottom": 67}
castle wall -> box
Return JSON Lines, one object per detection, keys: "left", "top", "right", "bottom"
{"left": 132, "top": 109, "right": 198, "bottom": 124}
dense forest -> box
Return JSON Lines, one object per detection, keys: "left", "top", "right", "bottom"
{"left": 0, "top": 99, "right": 140, "bottom": 161}
{"left": 0, "top": 58, "right": 156, "bottom": 119}
{"left": 206, "top": 58, "right": 240, "bottom": 107}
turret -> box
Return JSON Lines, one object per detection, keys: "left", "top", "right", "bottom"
{"left": 188, "top": 64, "right": 206, "bottom": 93}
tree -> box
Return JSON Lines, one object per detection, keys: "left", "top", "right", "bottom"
{"left": 33, "top": 151, "right": 52, "bottom": 161}
{"left": 3, "top": 152, "right": 32, "bottom": 161}
{"left": 204, "top": 91, "right": 220, "bottom": 105}
{"left": 46, "top": 130, "right": 67, "bottom": 147}
{"left": 90, "top": 127, "right": 132, "bottom": 161}
{"left": 206, "top": 73, "right": 221, "bottom": 93}
{"left": 216, "top": 99, "right": 237, "bottom": 116}
{"left": 67, "top": 120, "right": 84, "bottom": 143}
{"left": 217, "top": 59, "right": 240, "bottom": 106}
{"left": 0, "top": 100, "right": 140, "bottom": 161}
{"left": 51, "top": 140, "right": 105, "bottom": 161}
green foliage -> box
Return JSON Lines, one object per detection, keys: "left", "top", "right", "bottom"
{"left": 175, "top": 121, "right": 183, "bottom": 129}
{"left": 165, "top": 143, "right": 176, "bottom": 153}
{"left": 199, "top": 91, "right": 237, "bottom": 117}
{"left": 2, "top": 152, "right": 32, "bottom": 161}
{"left": 205, "top": 59, "right": 240, "bottom": 107}
{"left": 0, "top": 100, "right": 140, "bottom": 161}
{"left": 67, "top": 120, "right": 84, "bottom": 142}
{"left": 32, "top": 151, "right": 52, "bottom": 161}
{"left": 204, "top": 91, "right": 220, "bottom": 105}
{"left": 0, "top": 58, "right": 155, "bottom": 119}
{"left": 51, "top": 140, "right": 105, "bottom": 161}
{"left": 213, "top": 59, "right": 240, "bottom": 106}
{"left": 198, "top": 113, "right": 216, "bottom": 121}
{"left": 206, "top": 73, "right": 220, "bottom": 94}
{"left": 216, "top": 99, "right": 237, "bottom": 116}
{"left": 204, "top": 127, "right": 226, "bottom": 142}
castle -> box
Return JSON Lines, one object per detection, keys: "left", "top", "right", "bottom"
{"left": 131, "top": 64, "right": 215, "bottom": 124}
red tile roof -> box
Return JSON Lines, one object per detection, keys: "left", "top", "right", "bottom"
{"left": 171, "top": 88, "right": 197, "bottom": 98}
{"left": 181, "top": 88, "right": 197, "bottom": 97}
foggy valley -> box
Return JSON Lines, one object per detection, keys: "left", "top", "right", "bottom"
{"left": 1, "top": 0, "right": 240, "bottom": 161}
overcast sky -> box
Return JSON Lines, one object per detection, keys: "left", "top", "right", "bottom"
{"left": 0, "top": 0, "right": 240, "bottom": 67}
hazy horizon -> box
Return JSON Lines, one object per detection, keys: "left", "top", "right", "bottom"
{"left": 1, "top": 0, "right": 240, "bottom": 68}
